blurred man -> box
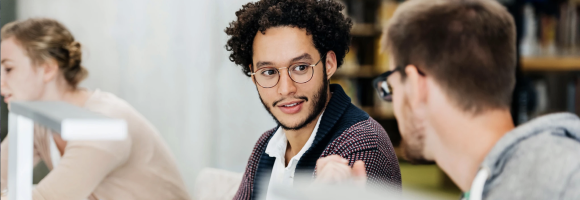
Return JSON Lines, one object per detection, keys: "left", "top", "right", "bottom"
{"left": 316, "top": 0, "right": 580, "bottom": 199}
{"left": 224, "top": 0, "right": 401, "bottom": 199}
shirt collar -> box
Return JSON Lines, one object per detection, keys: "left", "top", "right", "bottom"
{"left": 265, "top": 111, "right": 325, "bottom": 159}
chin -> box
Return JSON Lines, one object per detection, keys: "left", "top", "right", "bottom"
{"left": 278, "top": 118, "right": 305, "bottom": 128}
{"left": 276, "top": 114, "right": 311, "bottom": 130}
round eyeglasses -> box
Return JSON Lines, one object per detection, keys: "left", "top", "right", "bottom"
{"left": 250, "top": 55, "right": 326, "bottom": 88}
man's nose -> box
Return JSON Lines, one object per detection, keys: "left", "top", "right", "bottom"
{"left": 277, "top": 68, "right": 297, "bottom": 97}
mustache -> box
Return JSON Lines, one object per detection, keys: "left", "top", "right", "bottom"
{"left": 272, "top": 96, "right": 309, "bottom": 107}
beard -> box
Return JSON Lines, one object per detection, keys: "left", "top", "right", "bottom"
{"left": 399, "top": 97, "right": 435, "bottom": 165}
{"left": 259, "top": 68, "right": 328, "bottom": 131}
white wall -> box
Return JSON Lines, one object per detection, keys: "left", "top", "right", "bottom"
{"left": 16, "top": 0, "right": 274, "bottom": 195}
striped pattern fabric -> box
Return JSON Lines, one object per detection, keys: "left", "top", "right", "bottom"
{"left": 233, "top": 84, "right": 401, "bottom": 200}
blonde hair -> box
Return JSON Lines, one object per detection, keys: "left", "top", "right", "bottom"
{"left": 1, "top": 18, "right": 88, "bottom": 88}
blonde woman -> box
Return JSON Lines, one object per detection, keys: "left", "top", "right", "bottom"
{"left": 0, "top": 18, "right": 190, "bottom": 200}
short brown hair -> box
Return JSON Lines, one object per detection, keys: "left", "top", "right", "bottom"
{"left": 1, "top": 18, "right": 88, "bottom": 88}
{"left": 383, "top": 0, "right": 516, "bottom": 113}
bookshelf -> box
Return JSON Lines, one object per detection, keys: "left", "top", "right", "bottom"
{"left": 333, "top": 65, "right": 377, "bottom": 78}
{"left": 332, "top": 0, "right": 397, "bottom": 124}
{"left": 522, "top": 56, "right": 580, "bottom": 72}
{"left": 336, "top": 0, "right": 580, "bottom": 126}
{"left": 351, "top": 23, "right": 382, "bottom": 36}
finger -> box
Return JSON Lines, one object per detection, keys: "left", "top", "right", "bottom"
{"left": 317, "top": 162, "right": 352, "bottom": 183}
{"left": 316, "top": 157, "right": 330, "bottom": 171}
{"left": 318, "top": 162, "right": 340, "bottom": 180}
{"left": 352, "top": 160, "right": 367, "bottom": 186}
{"left": 326, "top": 155, "right": 348, "bottom": 164}
{"left": 330, "top": 162, "right": 353, "bottom": 182}
{"left": 352, "top": 160, "right": 367, "bottom": 178}
{"left": 317, "top": 155, "right": 348, "bottom": 171}
{"left": 317, "top": 165, "right": 339, "bottom": 183}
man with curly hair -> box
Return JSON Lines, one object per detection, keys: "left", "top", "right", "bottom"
{"left": 224, "top": 0, "right": 401, "bottom": 199}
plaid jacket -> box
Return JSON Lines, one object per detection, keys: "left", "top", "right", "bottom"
{"left": 234, "top": 84, "right": 401, "bottom": 200}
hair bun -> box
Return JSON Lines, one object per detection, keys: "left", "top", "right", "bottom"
{"left": 65, "top": 41, "right": 87, "bottom": 86}
{"left": 67, "top": 41, "right": 81, "bottom": 67}
{"left": 1, "top": 18, "right": 89, "bottom": 88}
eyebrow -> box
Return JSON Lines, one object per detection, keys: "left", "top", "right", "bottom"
{"left": 290, "top": 53, "right": 312, "bottom": 63}
{"left": 1, "top": 59, "right": 10, "bottom": 64}
{"left": 255, "top": 61, "right": 274, "bottom": 69}
{"left": 254, "top": 53, "right": 313, "bottom": 69}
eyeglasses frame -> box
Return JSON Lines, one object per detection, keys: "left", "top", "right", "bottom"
{"left": 250, "top": 54, "right": 327, "bottom": 88}
{"left": 373, "top": 65, "right": 425, "bottom": 102}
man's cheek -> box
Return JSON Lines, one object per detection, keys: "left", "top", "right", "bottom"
{"left": 392, "top": 101, "right": 401, "bottom": 119}
{"left": 392, "top": 91, "right": 403, "bottom": 117}
{"left": 258, "top": 90, "right": 273, "bottom": 105}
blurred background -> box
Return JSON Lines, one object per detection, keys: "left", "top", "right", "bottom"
{"left": 1, "top": 0, "right": 579, "bottom": 199}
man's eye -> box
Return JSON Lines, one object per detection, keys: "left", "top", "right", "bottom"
{"left": 4, "top": 68, "right": 12, "bottom": 73}
{"left": 293, "top": 65, "right": 308, "bottom": 72}
{"left": 261, "top": 69, "right": 277, "bottom": 76}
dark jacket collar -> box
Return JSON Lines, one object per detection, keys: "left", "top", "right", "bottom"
{"left": 309, "top": 84, "right": 353, "bottom": 150}
{"left": 252, "top": 84, "right": 369, "bottom": 200}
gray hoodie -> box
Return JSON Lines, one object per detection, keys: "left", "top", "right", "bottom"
{"left": 469, "top": 113, "right": 580, "bottom": 200}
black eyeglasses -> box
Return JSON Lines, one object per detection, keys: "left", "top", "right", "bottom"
{"left": 373, "top": 65, "right": 425, "bottom": 102}
{"left": 372, "top": 66, "right": 402, "bottom": 102}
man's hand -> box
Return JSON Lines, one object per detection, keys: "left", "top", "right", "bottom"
{"left": 315, "top": 155, "right": 367, "bottom": 186}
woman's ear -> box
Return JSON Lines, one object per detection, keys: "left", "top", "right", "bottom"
{"left": 40, "top": 59, "right": 59, "bottom": 83}
{"left": 325, "top": 51, "right": 337, "bottom": 80}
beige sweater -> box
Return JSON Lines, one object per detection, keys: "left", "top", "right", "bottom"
{"left": 1, "top": 90, "right": 190, "bottom": 200}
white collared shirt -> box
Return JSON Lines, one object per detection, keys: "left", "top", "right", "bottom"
{"left": 265, "top": 112, "right": 324, "bottom": 199}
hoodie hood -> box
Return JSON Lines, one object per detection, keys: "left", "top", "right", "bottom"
{"left": 481, "top": 112, "right": 580, "bottom": 170}
{"left": 467, "top": 112, "right": 580, "bottom": 200}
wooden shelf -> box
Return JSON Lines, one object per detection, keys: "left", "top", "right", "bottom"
{"left": 521, "top": 56, "right": 580, "bottom": 72}
{"left": 333, "top": 56, "right": 580, "bottom": 74}
{"left": 351, "top": 23, "right": 382, "bottom": 37}
{"left": 333, "top": 65, "right": 380, "bottom": 78}
{"left": 362, "top": 106, "right": 395, "bottom": 120}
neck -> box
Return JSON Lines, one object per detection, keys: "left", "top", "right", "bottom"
{"left": 40, "top": 79, "right": 89, "bottom": 107}
{"left": 284, "top": 90, "right": 332, "bottom": 157}
{"left": 431, "top": 108, "right": 514, "bottom": 192}
{"left": 284, "top": 111, "right": 322, "bottom": 156}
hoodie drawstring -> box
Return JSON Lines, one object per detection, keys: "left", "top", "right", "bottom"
{"left": 469, "top": 167, "right": 490, "bottom": 200}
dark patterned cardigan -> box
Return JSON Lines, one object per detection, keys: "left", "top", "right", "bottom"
{"left": 233, "top": 84, "right": 401, "bottom": 200}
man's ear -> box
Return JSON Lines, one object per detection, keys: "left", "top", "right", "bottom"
{"left": 40, "top": 59, "right": 59, "bottom": 83}
{"left": 249, "top": 64, "right": 257, "bottom": 84}
{"left": 325, "top": 51, "right": 337, "bottom": 80}
{"left": 404, "top": 65, "right": 428, "bottom": 109}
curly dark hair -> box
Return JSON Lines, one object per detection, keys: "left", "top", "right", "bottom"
{"left": 225, "top": 0, "right": 352, "bottom": 77}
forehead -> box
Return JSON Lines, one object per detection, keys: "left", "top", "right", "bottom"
{"left": 1, "top": 37, "right": 26, "bottom": 62}
{"left": 252, "top": 26, "right": 317, "bottom": 64}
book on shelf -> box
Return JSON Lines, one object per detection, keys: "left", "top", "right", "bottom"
{"left": 574, "top": 76, "right": 580, "bottom": 116}
{"left": 331, "top": 78, "right": 361, "bottom": 107}
{"left": 522, "top": 1, "right": 580, "bottom": 57}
